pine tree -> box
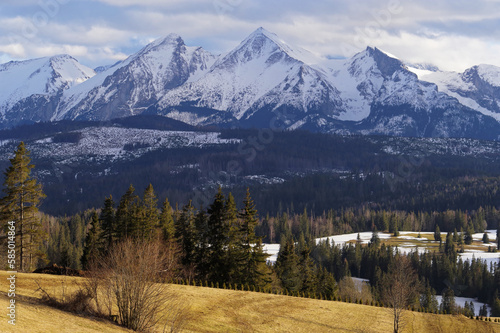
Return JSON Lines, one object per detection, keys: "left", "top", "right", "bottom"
{"left": 238, "top": 189, "right": 270, "bottom": 287}
{"left": 434, "top": 225, "right": 441, "bottom": 242}
{"left": 299, "top": 208, "right": 310, "bottom": 238}
{"left": 389, "top": 215, "right": 397, "bottom": 234}
{"left": 370, "top": 229, "right": 380, "bottom": 247}
{"left": 276, "top": 236, "right": 301, "bottom": 292}
{"left": 0, "top": 142, "right": 46, "bottom": 271}
{"left": 100, "top": 195, "right": 116, "bottom": 251}
{"left": 159, "top": 197, "right": 175, "bottom": 241}
{"left": 479, "top": 304, "right": 489, "bottom": 317}
{"left": 464, "top": 227, "right": 474, "bottom": 245}
{"left": 441, "top": 288, "right": 456, "bottom": 314}
{"left": 419, "top": 285, "right": 438, "bottom": 313}
{"left": 225, "top": 193, "right": 240, "bottom": 283}
{"left": 491, "top": 298, "right": 500, "bottom": 317}
{"left": 444, "top": 231, "right": 457, "bottom": 260}
{"left": 206, "top": 187, "right": 229, "bottom": 284}
{"left": 175, "top": 200, "right": 197, "bottom": 266}
{"left": 139, "top": 184, "right": 158, "bottom": 239}
{"left": 482, "top": 232, "right": 490, "bottom": 244}
{"left": 297, "top": 233, "right": 317, "bottom": 293}
{"left": 81, "top": 212, "right": 103, "bottom": 269}
{"left": 115, "top": 185, "right": 140, "bottom": 239}
{"left": 317, "top": 266, "right": 337, "bottom": 299}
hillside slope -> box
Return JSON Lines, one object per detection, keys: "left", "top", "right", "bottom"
{"left": 0, "top": 271, "right": 498, "bottom": 332}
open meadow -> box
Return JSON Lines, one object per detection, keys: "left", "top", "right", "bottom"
{"left": 1, "top": 271, "right": 499, "bottom": 333}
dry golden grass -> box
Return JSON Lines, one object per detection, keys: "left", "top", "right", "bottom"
{"left": 1, "top": 271, "right": 500, "bottom": 333}
{"left": 0, "top": 271, "right": 130, "bottom": 333}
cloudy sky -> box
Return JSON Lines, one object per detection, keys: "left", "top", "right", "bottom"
{"left": 1, "top": 0, "right": 500, "bottom": 72}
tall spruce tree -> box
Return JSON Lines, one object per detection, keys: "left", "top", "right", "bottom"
{"left": 159, "top": 197, "right": 175, "bottom": 241}
{"left": 0, "top": 142, "right": 46, "bottom": 272}
{"left": 100, "top": 195, "right": 116, "bottom": 251}
{"left": 140, "top": 184, "right": 158, "bottom": 239}
{"left": 115, "top": 185, "right": 140, "bottom": 239}
{"left": 297, "top": 233, "right": 316, "bottom": 293}
{"left": 175, "top": 200, "right": 197, "bottom": 266}
{"left": 238, "top": 189, "right": 270, "bottom": 287}
{"left": 81, "top": 212, "right": 103, "bottom": 269}
{"left": 206, "top": 187, "right": 229, "bottom": 284}
{"left": 224, "top": 193, "right": 240, "bottom": 283}
{"left": 276, "top": 236, "right": 301, "bottom": 292}
{"left": 434, "top": 225, "right": 441, "bottom": 242}
{"left": 464, "top": 228, "right": 474, "bottom": 245}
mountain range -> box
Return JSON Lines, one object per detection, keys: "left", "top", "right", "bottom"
{"left": 2, "top": 27, "right": 500, "bottom": 140}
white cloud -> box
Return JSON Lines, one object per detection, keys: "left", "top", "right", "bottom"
{"left": 1, "top": 0, "right": 500, "bottom": 71}
{"left": 95, "top": 0, "right": 192, "bottom": 5}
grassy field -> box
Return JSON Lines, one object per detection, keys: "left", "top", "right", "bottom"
{"left": 1, "top": 271, "right": 500, "bottom": 333}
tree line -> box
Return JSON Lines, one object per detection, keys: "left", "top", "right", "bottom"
{"left": 3, "top": 141, "right": 500, "bottom": 320}
{"left": 256, "top": 206, "right": 496, "bottom": 244}
{"left": 81, "top": 184, "right": 273, "bottom": 288}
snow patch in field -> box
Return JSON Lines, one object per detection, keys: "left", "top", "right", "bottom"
{"left": 459, "top": 252, "right": 500, "bottom": 268}
{"left": 262, "top": 243, "right": 280, "bottom": 263}
{"left": 316, "top": 231, "right": 391, "bottom": 246}
{"left": 435, "top": 296, "right": 489, "bottom": 316}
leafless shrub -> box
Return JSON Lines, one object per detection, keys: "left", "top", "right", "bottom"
{"left": 91, "top": 238, "right": 174, "bottom": 331}
{"left": 35, "top": 238, "right": 190, "bottom": 332}
{"left": 35, "top": 278, "right": 93, "bottom": 314}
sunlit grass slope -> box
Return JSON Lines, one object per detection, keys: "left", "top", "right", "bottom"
{"left": 1, "top": 271, "right": 499, "bottom": 333}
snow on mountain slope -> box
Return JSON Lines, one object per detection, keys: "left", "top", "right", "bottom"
{"left": 409, "top": 64, "right": 500, "bottom": 122}
{"left": 350, "top": 47, "right": 449, "bottom": 110}
{"left": 323, "top": 47, "right": 451, "bottom": 124}
{"left": 2, "top": 28, "right": 500, "bottom": 139}
{"left": 0, "top": 55, "right": 95, "bottom": 116}
{"left": 56, "top": 34, "right": 217, "bottom": 121}
{"left": 157, "top": 27, "right": 343, "bottom": 123}
{"left": 324, "top": 48, "right": 387, "bottom": 121}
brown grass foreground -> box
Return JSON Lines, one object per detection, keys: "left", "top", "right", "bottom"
{"left": 1, "top": 270, "right": 500, "bottom": 333}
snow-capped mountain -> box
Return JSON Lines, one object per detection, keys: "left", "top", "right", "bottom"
{"left": 0, "top": 55, "right": 95, "bottom": 128}
{"left": 55, "top": 33, "right": 217, "bottom": 121}
{"left": 410, "top": 64, "right": 500, "bottom": 122}
{"left": 157, "top": 27, "right": 343, "bottom": 127}
{"left": 2, "top": 28, "right": 500, "bottom": 140}
{"left": 343, "top": 47, "right": 497, "bottom": 139}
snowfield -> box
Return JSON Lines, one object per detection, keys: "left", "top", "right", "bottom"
{"left": 315, "top": 231, "right": 391, "bottom": 246}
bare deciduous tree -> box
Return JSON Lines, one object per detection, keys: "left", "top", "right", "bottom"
{"left": 381, "top": 255, "right": 420, "bottom": 333}
{"left": 85, "top": 238, "right": 184, "bottom": 332}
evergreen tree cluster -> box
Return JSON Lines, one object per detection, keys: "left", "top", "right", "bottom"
{"left": 310, "top": 236, "right": 500, "bottom": 314}
{"left": 81, "top": 185, "right": 272, "bottom": 289}
{"left": 275, "top": 234, "right": 337, "bottom": 299}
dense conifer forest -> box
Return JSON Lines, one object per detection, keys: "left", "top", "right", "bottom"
{"left": 3, "top": 124, "right": 500, "bottom": 320}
